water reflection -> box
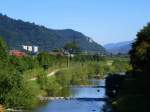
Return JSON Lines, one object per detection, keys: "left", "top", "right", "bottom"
{"left": 36, "top": 79, "right": 108, "bottom": 112}
{"left": 71, "top": 87, "right": 105, "bottom": 98}
{"left": 37, "top": 99, "right": 105, "bottom": 112}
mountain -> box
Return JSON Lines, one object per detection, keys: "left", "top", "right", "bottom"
{"left": 0, "top": 13, "right": 106, "bottom": 54}
{"left": 104, "top": 41, "right": 133, "bottom": 54}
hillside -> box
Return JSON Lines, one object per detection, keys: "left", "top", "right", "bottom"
{"left": 0, "top": 13, "right": 106, "bottom": 54}
{"left": 104, "top": 41, "right": 133, "bottom": 54}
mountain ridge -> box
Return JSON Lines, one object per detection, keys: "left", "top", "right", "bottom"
{"left": 104, "top": 41, "right": 133, "bottom": 54}
{"left": 0, "top": 13, "right": 106, "bottom": 54}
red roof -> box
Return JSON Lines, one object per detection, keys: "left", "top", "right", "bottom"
{"left": 9, "top": 50, "right": 26, "bottom": 57}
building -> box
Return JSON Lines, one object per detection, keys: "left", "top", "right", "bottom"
{"left": 33, "top": 46, "right": 38, "bottom": 53}
{"left": 22, "top": 45, "right": 39, "bottom": 53}
{"left": 22, "top": 45, "right": 28, "bottom": 50}
{"left": 9, "top": 50, "right": 26, "bottom": 57}
{"left": 27, "top": 46, "right": 33, "bottom": 52}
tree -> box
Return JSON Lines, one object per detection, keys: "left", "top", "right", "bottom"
{"left": 0, "top": 37, "right": 8, "bottom": 62}
{"left": 37, "top": 52, "right": 50, "bottom": 68}
{"left": 63, "top": 42, "right": 80, "bottom": 54}
{"left": 129, "top": 23, "right": 150, "bottom": 76}
{"left": 37, "top": 69, "right": 48, "bottom": 89}
{"left": 0, "top": 38, "right": 39, "bottom": 108}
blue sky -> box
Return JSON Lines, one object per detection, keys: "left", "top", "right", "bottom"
{"left": 0, "top": 0, "right": 150, "bottom": 45}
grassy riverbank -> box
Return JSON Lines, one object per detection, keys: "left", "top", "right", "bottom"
{"left": 27, "top": 58, "right": 131, "bottom": 98}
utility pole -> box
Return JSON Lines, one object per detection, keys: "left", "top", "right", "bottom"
{"left": 67, "top": 52, "right": 70, "bottom": 68}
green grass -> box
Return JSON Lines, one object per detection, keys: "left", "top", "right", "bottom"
{"left": 23, "top": 57, "right": 131, "bottom": 98}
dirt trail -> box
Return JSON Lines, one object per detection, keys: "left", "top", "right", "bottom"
{"left": 30, "top": 68, "right": 66, "bottom": 81}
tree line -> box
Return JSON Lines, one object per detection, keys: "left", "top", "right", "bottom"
{"left": 106, "top": 23, "right": 150, "bottom": 112}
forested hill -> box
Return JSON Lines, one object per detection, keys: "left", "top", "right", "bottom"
{"left": 0, "top": 13, "right": 106, "bottom": 53}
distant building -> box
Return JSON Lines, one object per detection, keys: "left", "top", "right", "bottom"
{"left": 33, "top": 46, "right": 38, "bottom": 53}
{"left": 22, "top": 45, "right": 28, "bottom": 50}
{"left": 22, "top": 45, "right": 38, "bottom": 53}
{"left": 27, "top": 46, "right": 33, "bottom": 52}
{"left": 87, "top": 37, "right": 94, "bottom": 43}
{"left": 9, "top": 50, "right": 26, "bottom": 57}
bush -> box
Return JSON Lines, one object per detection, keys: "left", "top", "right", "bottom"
{"left": 113, "top": 95, "right": 149, "bottom": 112}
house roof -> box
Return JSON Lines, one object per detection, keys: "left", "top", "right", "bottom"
{"left": 9, "top": 50, "right": 26, "bottom": 57}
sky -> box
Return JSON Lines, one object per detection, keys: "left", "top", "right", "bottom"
{"left": 0, "top": 0, "right": 150, "bottom": 45}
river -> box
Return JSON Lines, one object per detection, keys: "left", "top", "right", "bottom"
{"left": 35, "top": 79, "right": 112, "bottom": 112}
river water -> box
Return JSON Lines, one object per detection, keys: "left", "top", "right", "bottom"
{"left": 36, "top": 79, "right": 111, "bottom": 112}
